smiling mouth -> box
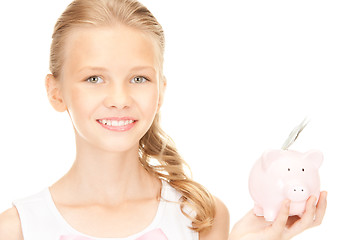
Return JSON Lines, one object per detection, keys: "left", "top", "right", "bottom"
{"left": 97, "top": 119, "right": 136, "bottom": 127}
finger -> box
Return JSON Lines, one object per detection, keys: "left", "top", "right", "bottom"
{"left": 287, "top": 195, "right": 317, "bottom": 236}
{"left": 272, "top": 200, "right": 290, "bottom": 232}
{"left": 299, "top": 195, "right": 317, "bottom": 228}
{"left": 313, "top": 191, "right": 328, "bottom": 227}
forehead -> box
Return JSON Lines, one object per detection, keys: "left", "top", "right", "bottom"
{"left": 62, "top": 24, "right": 160, "bottom": 76}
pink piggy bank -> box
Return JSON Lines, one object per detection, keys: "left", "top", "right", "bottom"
{"left": 248, "top": 149, "right": 323, "bottom": 221}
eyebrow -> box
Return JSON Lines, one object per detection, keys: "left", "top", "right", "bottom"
{"left": 78, "top": 66, "right": 109, "bottom": 73}
{"left": 78, "top": 66, "right": 156, "bottom": 74}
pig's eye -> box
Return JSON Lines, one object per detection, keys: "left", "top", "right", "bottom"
{"left": 288, "top": 168, "right": 291, "bottom": 171}
{"left": 302, "top": 168, "right": 305, "bottom": 172}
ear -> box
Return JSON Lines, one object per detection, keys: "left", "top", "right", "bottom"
{"left": 303, "top": 150, "right": 324, "bottom": 169}
{"left": 261, "top": 149, "right": 284, "bottom": 171}
{"left": 45, "top": 74, "right": 67, "bottom": 112}
{"left": 157, "top": 75, "right": 167, "bottom": 113}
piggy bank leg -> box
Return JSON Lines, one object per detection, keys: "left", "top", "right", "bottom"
{"left": 290, "top": 201, "right": 307, "bottom": 217}
{"left": 263, "top": 209, "right": 278, "bottom": 222}
{"left": 253, "top": 204, "right": 264, "bottom": 217}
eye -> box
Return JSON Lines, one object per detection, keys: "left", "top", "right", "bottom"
{"left": 302, "top": 168, "right": 305, "bottom": 172}
{"left": 288, "top": 168, "right": 291, "bottom": 171}
{"left": 131, "top": 76, "right": 148, "bottom": 84}
{"left": 86, "top": 76, "right": 104, "bottom": 84}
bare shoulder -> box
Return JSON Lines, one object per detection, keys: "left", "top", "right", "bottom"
{"left": 200, "top": 196, "right": 230, "bottom": 240}
{"left": 0, "top": 207, "right": 23, "bottom": 240}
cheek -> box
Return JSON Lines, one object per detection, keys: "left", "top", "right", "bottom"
{"left": 136, "top": 86, "right": 159, "bottom": 115}
{"left": 66, "top": 87, "right": 100, "bottom": 122}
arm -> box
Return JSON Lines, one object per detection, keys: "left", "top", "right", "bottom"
{"left": 0, "top": 207, "right": 23, "bottom": 240}
{"left": 199, "top": 196, "right": 230, "bottom": 240}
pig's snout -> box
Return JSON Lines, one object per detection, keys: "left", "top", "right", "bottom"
{"left": 286, "top": 184, "right": 310, "bottom": 202}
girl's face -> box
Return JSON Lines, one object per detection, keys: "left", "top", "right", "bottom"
{"left": 48, "top": 25, "right": 164, "bottom": 153}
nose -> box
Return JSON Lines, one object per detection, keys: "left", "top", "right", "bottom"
{"left": 287, "top": 184, "right": 310, "bottom": 202}
{"left": 293, "top": 186, "right": 305, "bottom": 193}
{"left": 103, "top": 83, "right": 132, "bottom": 109}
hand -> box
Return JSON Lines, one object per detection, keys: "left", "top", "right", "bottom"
{"left": 229, "top": 191, "right": 327, "bottom": 240}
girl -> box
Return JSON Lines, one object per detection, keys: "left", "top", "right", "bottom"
{"left": 0, "top": 0, "right": 327, "bottom": 239}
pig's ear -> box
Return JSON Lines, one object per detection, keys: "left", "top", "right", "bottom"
{"left": 261, "top": 150, "right": 283, "bottom": 170}
{"left": 303, "top": 150, "right": 324, "bottom": 168}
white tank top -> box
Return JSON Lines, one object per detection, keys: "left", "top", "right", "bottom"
{"left": 12, "top": 181, "right": 198, "bottom": 240}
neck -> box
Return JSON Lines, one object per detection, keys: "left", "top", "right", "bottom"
{"left": 52, "top": 134, "right": 160, "bottom": 206}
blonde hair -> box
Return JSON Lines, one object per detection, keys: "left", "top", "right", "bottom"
{"left": 50, "top": 0, "right": 215, "bottom": 232}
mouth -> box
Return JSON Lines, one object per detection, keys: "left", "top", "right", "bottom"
{"left": 97, "top": 119, "right": 136, "bottom": 127}
{"left": 96, "top": 118, "right": 137, "bottom": 131}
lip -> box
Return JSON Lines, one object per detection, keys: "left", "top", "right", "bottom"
{"left": 97, "top": 117, "right": 136, "bottom": 121}
{"left": 96, "top": 117, "right": 137, "bottom": 132}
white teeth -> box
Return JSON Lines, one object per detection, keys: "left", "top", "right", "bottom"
{"left": 99, "top": 119, "right": 134, "bottom": 126}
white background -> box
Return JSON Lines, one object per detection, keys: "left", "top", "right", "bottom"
{"left": 1, "top": 0, "right": 361, "bottom": 239}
